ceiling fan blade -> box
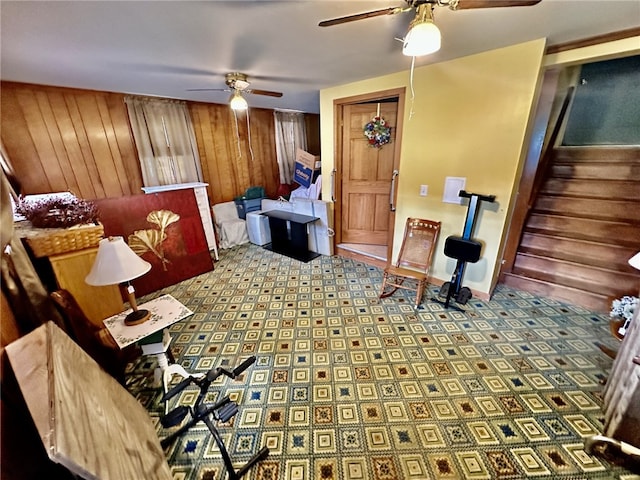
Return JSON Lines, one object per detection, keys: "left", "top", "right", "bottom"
{"left": 246, "top": 89, "right": 283, "bottom": 98}
{"left": 318, "top": 6, "right": 407, "bottom": 27}
{"left": 186, "top": 88, "right": 230, "bottom": 92}
{"left": 453, "top": 0, "right": 541, "bottom": 9}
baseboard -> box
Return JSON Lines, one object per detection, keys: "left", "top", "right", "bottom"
{"left": 336, "top": 247, "right": 387, "bottom": 269}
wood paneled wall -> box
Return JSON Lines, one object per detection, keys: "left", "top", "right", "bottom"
{"left": 1, "top": 82, "right": 141, "bottom": 199}
{"left": 1, "top": 82, "right": 319, "bottom": 204}
{"left": 189, "top": 103, "right": 280, "bottom": 204}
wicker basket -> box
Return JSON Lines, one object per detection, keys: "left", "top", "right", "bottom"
{"left": 16, "top": 222, "right": 105, "bottom": 258}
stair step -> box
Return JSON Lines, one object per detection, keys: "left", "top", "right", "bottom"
{"left": 533, "top": 196, "right": 640, "bottom": 223}
{"left": 506, "top": 147, "right": 640, "bottom": 310}
{"left": 520, "top": 233, "right": 639, "bottom": 271}
{"left": 540, "top": 178, "right": 640, "bottom": 201}
{"left": 526, "top": 214, "right": 640, "bottom": 248}
{"left": 550, "top": 162, "right": 640, "bottom": 180}
{"left": 512, "top": 253, "right": 640, "bottom": 298}
{"left": 501, "top": 273, "right": 610, "bottom": 312}
{"left": 554, "top": 147, "right": 640, "bottom": 163}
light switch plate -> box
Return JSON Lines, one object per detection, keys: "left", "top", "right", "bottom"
{"left": 420, "top": 185, "right": 428, "bottom": 196}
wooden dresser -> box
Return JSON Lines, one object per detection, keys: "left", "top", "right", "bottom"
{"left": 603, "top": 291, "right": 640, "bottom": 446}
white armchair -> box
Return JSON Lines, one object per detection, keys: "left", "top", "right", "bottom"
{"left": 211, "top": 201, "right": 249, "bottom": 249}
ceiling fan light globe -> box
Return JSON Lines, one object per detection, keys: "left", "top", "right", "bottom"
{"left": 402, "top": 21, "right": 441, "bottom": 57}
{"left": 229, "top": 91, "right": 248, "bottom": 111}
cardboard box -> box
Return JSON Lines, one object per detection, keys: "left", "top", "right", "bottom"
{"left": 294, "top": 149, "right": 320, "bottom": 188}
{"left": 296, "top": 149, "right": 320, "bottom": 170}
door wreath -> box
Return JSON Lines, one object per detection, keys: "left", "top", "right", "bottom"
{"left": 363, "top": 115, "right": 391, "bottom": 149}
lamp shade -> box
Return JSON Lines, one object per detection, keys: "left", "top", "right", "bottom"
{"left": 229, "top": 91, "right": 248, "bottom": 111}
{"left": 85, "top": 236, "right": 151, "bottom": 286}
{"left": 629, "top": 251, "right": 640, "bottom": 271}
{"left": 403, "top": 21, "right": 441, "bottom": 57}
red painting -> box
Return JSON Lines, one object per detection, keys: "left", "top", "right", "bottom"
{"left": 94, "top": 190, "right": 213, "bottom": 296}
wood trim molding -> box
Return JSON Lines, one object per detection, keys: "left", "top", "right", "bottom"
{"left": 546, "top": 27, "right": 640, "bottom": 55}
{"left": 499, "top": 70, "right": 561, "bottom": 278}
{"left": 332, "top": 87, "right": 407, "bottom": 107}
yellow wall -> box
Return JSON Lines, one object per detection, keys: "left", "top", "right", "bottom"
{"left": 320, "top": 39, "right": 547, "bottom": 297}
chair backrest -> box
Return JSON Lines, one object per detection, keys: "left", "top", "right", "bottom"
{"left": 395, "top": 218, "right": 441, "bottom": 273}
{"left": 50, "top": 289, "right": 101, "bottom": 345}
{"left": 212, "top": 201, "right": 240, "bottom": 224}
{"left": 50, "top": 289, "right": 127, "bottom": 381}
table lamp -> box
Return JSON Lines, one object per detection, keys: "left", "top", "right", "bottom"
{"left": 85, "top": 236, "right": 152, "bottom": 326}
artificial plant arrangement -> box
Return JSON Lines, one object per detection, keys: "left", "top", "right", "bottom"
{"left": 610, "top": 295, "right": 638, "bottom": 339}
{"left": 16, "top": 194, "right": 99, "bottom": 228}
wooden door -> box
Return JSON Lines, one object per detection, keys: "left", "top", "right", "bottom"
{"left": 341, "top": 102, "right": 399, "bottom": 245}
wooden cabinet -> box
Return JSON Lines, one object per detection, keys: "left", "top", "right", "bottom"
{"left": 603, "top": 288, "right": 640, "bottom": 447}
{"left": 142, "top": 182, "right": 218, "bottom": 260}
{"left": 49, "top": 248, "right": 124, "bottom": 327}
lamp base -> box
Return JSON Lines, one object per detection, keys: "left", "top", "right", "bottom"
{"left": 124, "top": 309, "right": 151, "bottom": 326}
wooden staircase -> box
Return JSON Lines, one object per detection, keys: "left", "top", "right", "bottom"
{"left": 502, "top": 147, "right": 640, "bottom": 312}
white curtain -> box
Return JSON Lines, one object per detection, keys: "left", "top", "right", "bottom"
{"left": 125, "top": 96, "right": 202, "bottom": 187}
{"left": 274, "top": 111, "right": 307, "bottom": 184}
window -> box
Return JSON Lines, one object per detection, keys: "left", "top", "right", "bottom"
{"left": 125, "top": 96, "right": 202, "bottom": 186}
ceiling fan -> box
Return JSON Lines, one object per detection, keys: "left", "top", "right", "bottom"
{"left": 319, "top": 0, "right": 542, "bottom": 57}
{"left": 188, "top": 72, "right": 283, "bottom": 110}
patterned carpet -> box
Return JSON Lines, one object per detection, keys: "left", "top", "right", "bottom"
{"left": 127, "top": 243, "right": 636, "bottom": 480}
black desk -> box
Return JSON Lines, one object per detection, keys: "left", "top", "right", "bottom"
{"left": 261, "top": 210, "right": 320, "bottom": 262}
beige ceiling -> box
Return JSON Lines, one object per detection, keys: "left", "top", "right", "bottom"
{"left": 1, "top": 1, "right": 639, "bottom": 114}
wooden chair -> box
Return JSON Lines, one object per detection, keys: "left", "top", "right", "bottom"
{"left": 49, "top": 289, "right": 139, "bottom": 384}
{"left": 379, "top": 218, "right": 441, "bottom": 307}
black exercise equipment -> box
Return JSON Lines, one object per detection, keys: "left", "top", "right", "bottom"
{"left": 436, "top": 190, "right": 496, "bottom": 310}
{"left": 160, "top": 356, "right": 269, "bottom": 480}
